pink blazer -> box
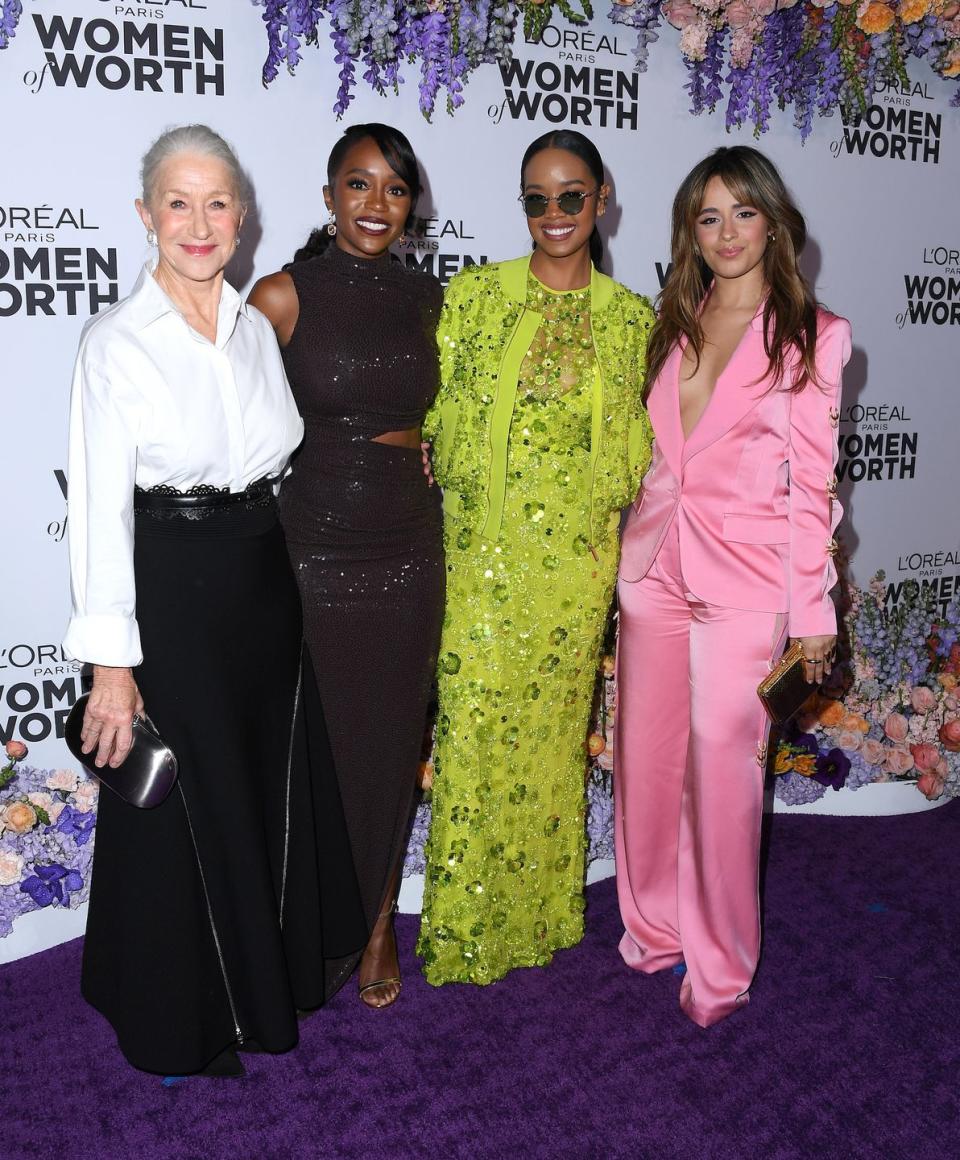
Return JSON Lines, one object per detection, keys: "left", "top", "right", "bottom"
{"left": 620, "top": 306, "right": 851, "bottom": 638}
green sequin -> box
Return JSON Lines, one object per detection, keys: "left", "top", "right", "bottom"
{"left": 417, "top": 274, "right": 619, "bottom": 986}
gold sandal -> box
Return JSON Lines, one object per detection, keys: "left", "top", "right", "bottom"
{"left": 358, "top": 902, "right": 401, "bottom": 1009}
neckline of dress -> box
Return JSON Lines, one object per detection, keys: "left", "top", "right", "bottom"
{"left": 528, "top": 270, "right": 590, "bottom": 297}
{"left": 321, "top": 244, "right": 394, "bottom": 276}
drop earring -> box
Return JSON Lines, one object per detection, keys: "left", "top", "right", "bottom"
{"left": 146, "top": 229, "right": 157, "bottom": 246}
{"left": 326, "top": 212, "right": 337, "bottom": 237}
{"left": 768, "top": 231, "right": 776, "bottom": 241}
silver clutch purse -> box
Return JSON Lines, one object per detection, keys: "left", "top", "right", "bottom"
{"left": 64, "top": 693, "right": 179, "bottom": 809}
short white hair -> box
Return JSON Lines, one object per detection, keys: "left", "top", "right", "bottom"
{"left": 140, "top": 124, "right": 252, "bottom": 208}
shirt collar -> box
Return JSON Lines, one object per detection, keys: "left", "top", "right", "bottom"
{"left": 126, "top": 259, "right": 251, "bottom": 343}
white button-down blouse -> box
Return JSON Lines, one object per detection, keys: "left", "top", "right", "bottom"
{"left": 63, "top": 262, "right": 304, "bottom": 668}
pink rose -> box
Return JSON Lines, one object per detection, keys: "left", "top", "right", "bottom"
{"left": 0, "top": 801, "right": 38, "bottom": 835}
{"left": 884, "top": 745, "right": 915, "bottom": 776}
{"left": 752, "top": 0, "right": 778, "bottom": 16}
{"left": 910, "top": 743, "right": 941, "bottom": 774}
{"left": 0, "top": 849, "right": 24, "bottom": 887}
{"left": 726, "top": 0, "right": 754, "bottom": 27}
{"left": 662, "top": 0, "right": 699, "bottom": 27}
{"left": 940, "top": 718, "right": 960, "bottom": 753}
{"left": 883, "top": 712, "right": 908, "bottom": 743}
{"left": 4, "top": 740, "right": 27, "bottom": 761}
{"left": 860, "top": 738, "right": 886, "bottom": 765}
{"left": 910, "top": 686, "right": 937, "bottom": 714}
{"left": 916, "top": 767, "right": 946, "bottom": 801}
{"left": 46, "top": 768, "right": 80, "bottom": 793}
{"left": 837, "top": 730, "right": 863, "bottom": 752}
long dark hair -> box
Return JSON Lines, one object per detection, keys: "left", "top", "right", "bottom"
{"left": 291, "top": 123, "right": 423, "bottom": 263}
{"left": 520, "top": 129, "right": 606, "bottom": 271}
{"left": 644, "top": 145, "right": 819, "bottom": 402}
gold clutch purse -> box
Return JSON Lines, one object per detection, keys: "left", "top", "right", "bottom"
{"left": 757, "top": 640, "right": 812, "bottom": 726}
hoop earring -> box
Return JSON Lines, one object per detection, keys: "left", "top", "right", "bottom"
{"left": 768, "top": 232, "right": 776, "bottom": 241}
{"left": 326, "top": 212, "right": 337, "bottom": 237}
{"left": 146, "top": 229, "right": 157, "bottom": 247}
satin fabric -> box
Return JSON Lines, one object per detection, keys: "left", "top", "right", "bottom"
{"left": 618, "top": 308, "right": 851, "bottom": 638}
{"left": 615, "top": 515, "right": 786, "bottom": 1027}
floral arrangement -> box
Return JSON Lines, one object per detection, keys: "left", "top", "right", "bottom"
{"left": 0, "top": 741, "right": 98, "bottom": 939}
{"left": 614, "top": 0, "right": 960, "bottom": 136}
{"left": 246, "top": 0, "right": 958, "bottom": 131}
{"left": 775, "top": 571, "right": 960, "bottom": 805}
{"left": 1, "top": 2, "right": 955, "bottom": 132}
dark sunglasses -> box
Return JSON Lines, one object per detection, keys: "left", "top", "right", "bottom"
{"left": 519, "top": 189, "right": 600, "bottom": 218}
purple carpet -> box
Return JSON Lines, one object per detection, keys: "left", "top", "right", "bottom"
{"left": 3, "top": 803, "right": 958, "bottom": 1160}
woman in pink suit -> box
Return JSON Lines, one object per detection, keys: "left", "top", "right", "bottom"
{"left": 615, "top": 146, "right": 851, "bottom": 1028}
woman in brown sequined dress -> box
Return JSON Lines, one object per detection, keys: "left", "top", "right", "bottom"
{"left": 250, "top": 124, "right": 444, "bottom": 1008}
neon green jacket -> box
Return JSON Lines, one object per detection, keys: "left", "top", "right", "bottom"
{"left": 424, "top": 254, "right": 655, "bottom": 548}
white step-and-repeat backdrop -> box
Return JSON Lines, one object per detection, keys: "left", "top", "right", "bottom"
{"left": 2, "top": 1, "right": 957, "bottom": 960}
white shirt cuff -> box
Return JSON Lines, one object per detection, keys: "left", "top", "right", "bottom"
{"left": 63, "top": 614, "right": 143, "bottom": 668}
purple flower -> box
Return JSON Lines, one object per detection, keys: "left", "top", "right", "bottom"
{"left": 775, "top": 771, "right": 827, "bottom": 807}
{"left": 812, "top": 747, "right": 852, "bottom": 791}
{"left": 0, "top": 0, "right": 23, "bottom": 50}
{"left": 56, "top": 804, "right": 96, "bottom": 847}
{"left": 19, "top": 863, "right": 84, "bottom": 908}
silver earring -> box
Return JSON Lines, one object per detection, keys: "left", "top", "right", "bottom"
{"left": 235, "top": 233, "right": 241, "bottom": 248}
{"left": 768, "top": 232, "right": 776, "bottom": 241}
{"left": 326, "top": 212, "right": 337, "bottom": 237}
{"left": 146, "top": 229, "right": 157, "bottom": 246}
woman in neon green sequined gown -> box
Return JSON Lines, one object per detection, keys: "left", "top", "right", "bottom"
{"left": 417, "top": 132, "right": 654, "bottom": 985}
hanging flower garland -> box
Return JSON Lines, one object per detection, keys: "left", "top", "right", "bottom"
{"left": 0, "top": 2, "right": 955, "bottom": 132}
{"left": 247, "top": 1, "right": 958, "bottom": 132}
{"left": 612, "top": 0, "right": 960, "bottom": 136}
{"left": 251, "top": 0, "right": 594, "bottom": 117}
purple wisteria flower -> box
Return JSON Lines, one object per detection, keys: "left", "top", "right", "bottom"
{"left": 0, "top": 0, "right": 23, "bottom": 51}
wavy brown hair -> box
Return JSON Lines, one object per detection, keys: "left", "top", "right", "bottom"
{"left": 644, "top": 146, "right": 819, "bottom": 403}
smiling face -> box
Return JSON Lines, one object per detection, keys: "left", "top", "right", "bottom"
{"left": 136, "top": 152, "right": 243, "bottom": 289}
{"left": 521, "top": 146, "right": 607, "bottom": 263}
{"left": 693, "top": 175, "right": 771, "bottom": 288}
{"left": 325, "top": 136, "right": 412, "bottom": 259}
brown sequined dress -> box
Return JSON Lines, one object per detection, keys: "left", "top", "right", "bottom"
{"left": 280, "top": 244, "right": 445, "bottom": 934}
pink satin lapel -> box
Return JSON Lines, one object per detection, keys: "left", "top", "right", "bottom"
{"left": 681, "top": 314, "right": 767, "bottom": 466}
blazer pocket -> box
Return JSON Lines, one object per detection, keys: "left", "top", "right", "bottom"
{"left": 722, "top": 513, "right": 789, "bottom": 545}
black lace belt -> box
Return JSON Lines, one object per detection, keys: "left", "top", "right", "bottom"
{"left": 134, "top": 477, "right": 276, "bottom": 520}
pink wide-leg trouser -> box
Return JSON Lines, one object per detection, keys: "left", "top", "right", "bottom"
{"left": 614, "top": 516, "right": 786, "bottom": 1028}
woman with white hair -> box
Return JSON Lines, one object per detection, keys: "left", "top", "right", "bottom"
{"left": 64, "top": 124, "right": 366, "bottom": 1077}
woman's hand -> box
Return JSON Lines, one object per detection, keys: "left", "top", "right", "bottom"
{"left": 795, "top": 635, "right": 837, "bottom": 686}
{"left": 81, "top": 665, "right": 144, "bottom": 769}
{"left": 421, "top": 441, "right": 435, "bottom": 487}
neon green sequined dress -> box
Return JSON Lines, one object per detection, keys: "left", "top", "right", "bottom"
{"left": 417, "top": 274, "right": 619, "bottom": 985}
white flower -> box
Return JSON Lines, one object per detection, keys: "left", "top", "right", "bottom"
{"left": 0, "top": 848, "right": 25, "bottom": 886}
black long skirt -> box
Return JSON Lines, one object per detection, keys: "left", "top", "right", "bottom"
{"left": 81, "top": 502, "right": 366, "bottom": 1075}
{"left": 280, "top": 427, "right": 445, "bottom": 933}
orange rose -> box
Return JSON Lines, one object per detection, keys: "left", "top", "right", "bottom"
{"left": 857, "top": 2, "right": 895, "bottom": 32}
{"left": 587, "top": 733, "right": 606, "bottom": 758}
{"left": 817, "top": 698, "right": 846, "bottom": 728}
{"left": 841, "top": 712, "right": 870, "bottom": 735}
{"left": 417, "top": 761, "right": 434, "bottom": 791}
{"left": 1, "top": 801, "right": 38, "bottom": 835}
{"left": 4, "top": 740, "right": 27, "bottom": 761}
{"left": 938, "top": 674, "right": 958, "bottom": 691}
{"left": 900, "top": 0, "right": 930, "bottom": 20}
{"left": 940, "top": 718, "right": 960, "bottom": 753}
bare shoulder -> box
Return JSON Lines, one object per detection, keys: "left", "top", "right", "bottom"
{"left": 248, "top": 270, "right": 299, "bottom": 344}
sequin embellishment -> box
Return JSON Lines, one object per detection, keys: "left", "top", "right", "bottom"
{"left": 417, "top": 273, "right": 619, "bottom": 986}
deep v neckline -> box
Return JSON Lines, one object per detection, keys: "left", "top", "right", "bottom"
{"left": 676, "top": 305, "right": 759, "bottom": 443}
